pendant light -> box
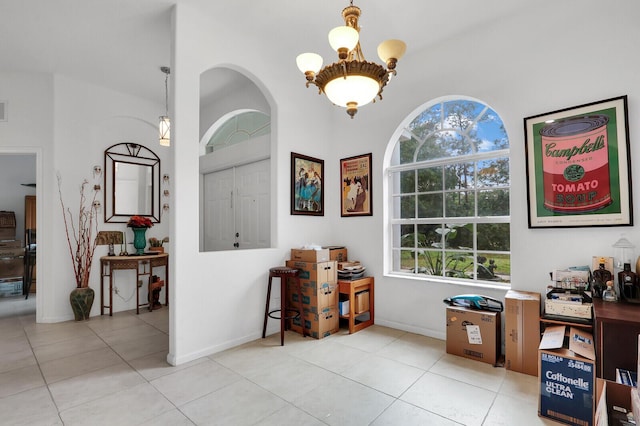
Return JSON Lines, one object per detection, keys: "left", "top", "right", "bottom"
{"left": 159, "top": 66, "right": 170, "bottom": 146}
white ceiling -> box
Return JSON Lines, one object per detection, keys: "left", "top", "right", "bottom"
{"left": 0, "top": 0, "right": 535, "bottom": 105}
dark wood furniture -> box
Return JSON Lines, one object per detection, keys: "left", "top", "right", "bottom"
{"left": 100, "top": 253, "right": 169, "bottom": 315}
{"left": 262, "top": 266, "right": 306, "bottom": 346}
{"left": 593, "top": 298, "right": 640, "bottom": 380}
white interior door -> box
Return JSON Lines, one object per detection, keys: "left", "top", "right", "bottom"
{"left": 203, "top": 168, "right": 234, "bottom": 251}
{"left": 203, "top": 159, "right": 270, "bottom": 251}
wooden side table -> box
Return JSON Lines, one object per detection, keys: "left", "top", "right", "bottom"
{"left": 100, "top": 253, "right": 169, "bottom": 315}
{"left": 338, "top": 276, "right": 374, "bottom": 334}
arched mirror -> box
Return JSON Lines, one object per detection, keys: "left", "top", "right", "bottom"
{"left": 104, "top": 142, "right": 161, "bottom": 223}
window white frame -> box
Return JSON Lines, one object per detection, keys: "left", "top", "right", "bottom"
{"left": 383, "top": 96, "right": 511, "bottom": 287}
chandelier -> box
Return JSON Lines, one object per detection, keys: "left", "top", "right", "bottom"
{"left": 159, "top": 66, "right": 171, "bottom": 146}
{"left": 296, "top": 1, "right": 406, "bottom": 118}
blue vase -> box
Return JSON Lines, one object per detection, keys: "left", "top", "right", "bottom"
{"left": 132, "top": 227, "right": 147, "bottom": 255}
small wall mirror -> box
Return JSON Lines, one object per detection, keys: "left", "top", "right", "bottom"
{"left": 104, "top": 142, "right": 160, "bottom": 223}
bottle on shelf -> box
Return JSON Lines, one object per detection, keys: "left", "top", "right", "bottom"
{"left": 618, "top": 262, "right": 638, "bottom": 302}
{"left": 602, "top": 280, "right": 617, "bottom": 302}
{"left": 592, "top": 257, "right": 612, "bottom": 298}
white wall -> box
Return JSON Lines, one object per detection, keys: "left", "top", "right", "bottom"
{"left": 170, "top": 0, "right": 640, "bottom": 364}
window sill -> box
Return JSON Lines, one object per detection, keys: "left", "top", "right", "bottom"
{"left": 384, "top": 271, "right": 511, "bottom": 292}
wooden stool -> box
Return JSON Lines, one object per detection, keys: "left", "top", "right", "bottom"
{"left": 262, "top": 266, "right": 306, "bottom": 345}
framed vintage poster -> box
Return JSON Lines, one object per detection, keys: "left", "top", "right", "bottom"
{"left": 291, "top": 152, "right": 324, "bottom": 216}
{"left": 524, "top": 96, "right": 632, "bottom": 228}
{"left": 340, "top": 153, "right": 372, "bottom": 217}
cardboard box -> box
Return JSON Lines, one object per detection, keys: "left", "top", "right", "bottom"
{"left": 324, "top": 246, "right": 347, "bottom": 262}
{"left": 289, "top": 305, "right": 339, "bottom": 339}
{"left": 539, "top": 325, "right": 596, "bottom": 426}
{"left": 286, "top": 260, "right": 337, "bottom": 285}
{"left": 446, "top": 306, "right": 501, "bottom": 366}
{"left": 0, "top": 278, "right": 23, "bottom": 297}
{"left": 285, "top": 260, "right": 338, "bottom": 311}
{"left": 505, "top": 290, "right": 541, "bottom": 376}
{"left": 355, "top": 291, "right": 369, "bottom": 314}
{"left": 545, "top": 298, "right": 593, "bottom": 320}
{"left": 290, "top": 248, "right": 330, "bottom": 263}
{"left": 595, "top": 379, "right": 637, "bottom": 426}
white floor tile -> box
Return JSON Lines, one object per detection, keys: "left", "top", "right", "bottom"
{"left": 401, "top": 372, "right": 496, "bottom": 426}
{"left": 151, "top": 358, "right": 242, "bottom": 406}
{"left": 0, "top": 309, "right": 547, "bottom": 426}
{"left": 371, "top": 399, "right": 459, "bottom": 426}
{"left": 293, "top": 375, "right": 395, "bottom": 426}
{"left": 180, "top": 378, "right": 288, "bottom": 425}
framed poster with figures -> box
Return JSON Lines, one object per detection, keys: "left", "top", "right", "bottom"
{"left": 291, "top": 152, "right": 324, "bottom": 216}
{"left": 340, "top": 153, "right": 372, "bottom": 217}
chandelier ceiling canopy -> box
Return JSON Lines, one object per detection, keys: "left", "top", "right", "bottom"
{"left": 296, "top": 1, "right": 406, "bottom": 118}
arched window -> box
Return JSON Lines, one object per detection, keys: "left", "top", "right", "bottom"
{"left": 386, "top": 97, "right": 511, "bottom": 285}
{"left": 203, "top": 110, "right": 270, "bottom": 155}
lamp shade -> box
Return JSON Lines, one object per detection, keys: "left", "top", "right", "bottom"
{"left": 159, "top": 116, "right": 170, "bottom": 147}
{"left": 377, "top": 39, "right": 407, "bottom": 63}
{"left": 328, "top": 26, "right": 359, "bottom": 53}
{"left": 296, "top": 52, "right": 323, "bottom": 74}
{"left": 323, "top": 75, "right": 380, "bottom": 108}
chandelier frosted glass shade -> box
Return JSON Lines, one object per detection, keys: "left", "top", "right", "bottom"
{"left": 159, "top": 116, "right": 170, "bottom": 147}
{"left": 328, "top": 26, "right": 359, "bottom": 58}
{"left": 296, "top": 2, "right": 406, "bottom": 118}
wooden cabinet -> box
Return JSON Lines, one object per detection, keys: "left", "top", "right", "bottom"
{"left": 338, "top": 276, "right": 374, "bottom": 334}
{"left": 24, "top": 195, "right": 36, "bottom": 293}
{"left": 24, "top": 195, "right": 36, "bottom": 230}
{"left": 593, "top": 298, "right": 640, "bottom": 380}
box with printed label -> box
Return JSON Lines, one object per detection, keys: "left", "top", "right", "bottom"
{"left": 324, "top": 246, "right": 347, "bottom": 262}
{"left": 290, "top": 248, "right": 330, "bottom": 263}
{"left": 538, "top": 325, "right": 596, "bottom": 426}
{"left": 285, "top": 260, "right": 337, "bottom": 284}
{"left": 505, "top": 290, "right": 541, "bottom": 376}
{"left": 445, "top": 306, "right": 501, "bottom": 366}
{"left": 289, "top": 305, "right": 339, "bottom": 339}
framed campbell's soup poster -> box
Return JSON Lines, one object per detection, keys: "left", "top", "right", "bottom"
{"left": 524, "top": 96, "right": 632, "bottom": 228}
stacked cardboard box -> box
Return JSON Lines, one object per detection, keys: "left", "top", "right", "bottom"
{"left": 538, "top": 325, "right": 596, "bottom": 425}
{"left": 286, "top": 250, "right": 339, "bottom": 339}
{"left": 505, "top": 290, "right": 541, "bottom": 376}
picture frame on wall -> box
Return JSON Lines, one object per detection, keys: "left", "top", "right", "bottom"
{"left": 291, "top": 152, "right": 324, "bottom": 216}
{"left": 524, "top": 95, "right": 632, "bottom": 228}
{"left": 340, "top": 153, "right": 372, "bottom": 217}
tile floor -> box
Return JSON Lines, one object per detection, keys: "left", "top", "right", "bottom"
{"left": 0, "top": 297, "right": 554, "bottom": 425}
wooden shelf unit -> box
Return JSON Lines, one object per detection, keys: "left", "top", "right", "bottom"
{"left": 338, "top": 276, "right": 374, "bottom": 334}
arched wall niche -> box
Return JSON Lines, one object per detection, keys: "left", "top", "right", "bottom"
{"left": 199, "top": 66, "right": 275, "bottom": 252}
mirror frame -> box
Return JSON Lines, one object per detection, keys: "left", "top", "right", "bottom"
{"left": 104, "top": 142, "right": 161, "bottom": 223}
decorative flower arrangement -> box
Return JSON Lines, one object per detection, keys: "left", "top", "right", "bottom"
{"left": 127, "top": 215, "right": 154, "bottom": 228}
{"left": 57, "top": 175, "right": 99, "bottom": 289}
{"left": 149, "top": 236, "right": 169, "bottom": 247}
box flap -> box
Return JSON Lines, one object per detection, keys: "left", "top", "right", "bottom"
{"left": 569, "top": 327, "right": 595, "bottom": 360}
{"left": 539, "top": 325, "right": 565, "bottom": 350}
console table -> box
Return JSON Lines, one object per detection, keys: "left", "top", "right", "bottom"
{"left": 100, "top": 253, "right": 169, "bottom": 315}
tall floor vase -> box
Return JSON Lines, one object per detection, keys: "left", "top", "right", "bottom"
{"left": 132, "top": 227, "right": 148, "bottom": 255}
{"left": 70, "top": 287, "right": 95, "bottom": 321}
